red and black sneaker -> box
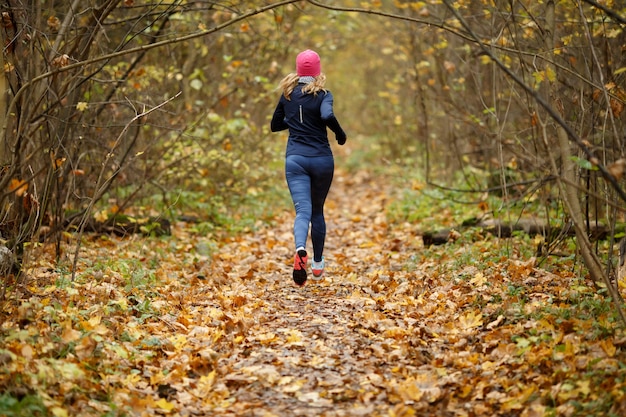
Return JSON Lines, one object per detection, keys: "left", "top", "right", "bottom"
{"left": 292, "top": 249, "right": 308, "bottom": 286}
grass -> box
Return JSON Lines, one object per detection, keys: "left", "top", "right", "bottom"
{"left": 150, "top": 181, "right": 292, "bottom": 237}
{"left": 380, "top": 159, "right": 625, "bottom": 286}
{"left": 0, "top": 393, "right": 48, "bottom": 417}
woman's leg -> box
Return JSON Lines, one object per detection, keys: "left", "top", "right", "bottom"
{"left": 309, "top": 156, "right": 334, "bottom": 262}
{"left": 285, "top": 155, "right": 312, "bottom": 251}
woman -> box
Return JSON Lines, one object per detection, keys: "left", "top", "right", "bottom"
{"left": 270, "top": 49, "right": 347, "bottom": 286}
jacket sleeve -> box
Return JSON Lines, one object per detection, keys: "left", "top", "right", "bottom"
{"left": 320, "top": 91, "right": 346, "bottom": 142}
{"left": 270, "top": 99, "right": 288, "bottom": 132}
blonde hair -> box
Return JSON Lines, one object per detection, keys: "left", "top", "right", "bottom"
{"left": 279, "top": 72, "right": 327, "bottom": 100}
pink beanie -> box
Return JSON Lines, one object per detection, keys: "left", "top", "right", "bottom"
{"left": 296, "top": 49, "right": 321, "bottom": 77}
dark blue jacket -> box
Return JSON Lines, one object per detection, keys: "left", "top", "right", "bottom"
{"left": 271, "top": 83, "right": 346, "bottom": 157}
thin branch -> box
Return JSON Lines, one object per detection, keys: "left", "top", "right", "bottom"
{"left": 307, "top": 0, "right": 619, "bottom": 104}
{"left": 69, "top": 92, "right": 181, "bottom": 281}
{"left": 581, "top": 0, "right": 626, "bottom": 25}
{"left": 440, "top": 0, "right": 626, "bottom": 205}
{"left": 2, "top": 0, "right": 301, "bottom": 142}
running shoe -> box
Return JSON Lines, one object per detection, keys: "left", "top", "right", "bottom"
{"left": 312, "top": 257, "right": 325, "bottom": 280}
{"left": 293, "top": 249, "right": 308, "bottom": 286}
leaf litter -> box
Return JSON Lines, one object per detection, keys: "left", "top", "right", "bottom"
{"left": 1, "top": 170, "right": 626, "bottom": 416}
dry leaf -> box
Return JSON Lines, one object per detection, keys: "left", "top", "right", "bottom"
{"left": 607, "top": 158, "right": 626, "bottom": 180}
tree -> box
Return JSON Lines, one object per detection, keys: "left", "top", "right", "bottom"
{"left": 2, "top": 0, "right": 626, "bottom": 306}
{"left": 0, "top": 0, "right": 302, "bottom": 277}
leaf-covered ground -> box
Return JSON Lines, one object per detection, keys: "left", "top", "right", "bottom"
{"left": 2, "top": 168, "right": 626, "bottom": 416}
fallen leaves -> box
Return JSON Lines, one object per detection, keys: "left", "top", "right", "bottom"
{"left": 458, "top": 310, "right": 484, "bottom": 330}
{"left": 1, "top": 168, "right": 625, "bottom": 416}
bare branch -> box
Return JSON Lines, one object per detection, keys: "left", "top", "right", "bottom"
{"left": 2, "top": 0, "right": 301, "bottom": 141}
{"left": 441, "top": 0, "right": 626, "bottom": 205}
{"left": 581, "top": 0, "right": 626, "bottom": 25}
{"left": 69, "top": 91, "right": 181, "bottom": 281}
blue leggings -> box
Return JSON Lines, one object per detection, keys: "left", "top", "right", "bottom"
{"left": 285, "top": 155, "right": 334, "bottom": 262}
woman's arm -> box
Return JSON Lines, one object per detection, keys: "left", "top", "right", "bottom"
{"left": 270, "top": 100, "right": 289, "bottom": 132}
{"left": 321, "top": 92, "right": 347, "bottom": 144}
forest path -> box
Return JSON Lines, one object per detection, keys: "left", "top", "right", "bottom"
{"left": 192, "top": 168, "right": 436, "bottom": 416}
{"left": 9, "top": 159, "right": 624, "bottom": 416}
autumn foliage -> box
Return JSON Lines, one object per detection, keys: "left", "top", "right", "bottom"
{"left": 1, "top": 1, "right": 626, "bottom": 416}
{"left": 1, "top": 166, "right": 625, "bottom": 416}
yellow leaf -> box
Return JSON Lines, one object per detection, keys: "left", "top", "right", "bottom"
{"left": 470, "top": 272, "right": 487, "bottom": 286}
{"left": 600, "top": 339, "right": 617, "bottom": 357}
{"left": 501, "top": 385, "right": 537, "bottom": 411}
{"left": 169, "top": 334, "right": 187, "bottom": 351}
{"left": 576, "top": 380, "right": 591, "bottom": 397}
{"left": 257, "top": 332, "right": 277, "bottom": 345}
{"left": 212, "top": 328, "right": 225, "bottom": 343}
{"left": 384, "top": 327, "right": 409, "bottom": 339}
{"left": 83, "top": 315, "right": 110, "bottom": 335}
{"left": 51, "top": 407, "right": 69, "bottom": 417}
{"left": 286, "top": 329, "right": 303, "bottom": 345}
{"left": 281, "top": 379, "right": 305, "bottom": 393}
{"left": 155, "top": 398, "right": 175, "bottom": 412}
{"left": 124, "top": 373, "right": 141, "bottom": 388}
{"left": 500, "top": 397, "right": 523, "bottom": 412}
{"left": 94, "top": 209, "right": 108, "bottom": 223}
{"left": 194, "top": 371, "right": 216, "bottom": 397}
{"left": 411, "top": 180, "right": 424, "bottom": 190}
{"left": 458, "top": 311, "right": 483, "bottom": 330}
{"left": 458, "top": 384, "right": 472, "bottom": 398}
{"left": 396, "top": 378, "right": 423, "bottom": 402}
{"left": 53, "top": 362, "right": 84, "bottom": 381}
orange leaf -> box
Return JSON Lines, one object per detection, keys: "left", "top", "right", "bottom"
{"left": 61, "top": 326, "right": 82, "bottom": 344}
{"left": 610, "top": 98, "right": 624, "bottom": 117}
{"left": 8, "top": 178, "right": 27, "bottom": 196}
{"left": 47, "top": 16, "right": 60, "bottom": 31}
{"left": 600, "top": 339, "right": 617, "bottom": 357}
{"left": 22, "top": 192, "right": 39, "bottom": 212}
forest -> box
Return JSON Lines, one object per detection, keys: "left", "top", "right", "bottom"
{"left": 1, "top": 0, "right": 626, "bottom": 416}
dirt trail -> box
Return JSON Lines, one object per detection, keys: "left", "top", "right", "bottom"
{"left": 9, "top": 160, "right": 622, "bottom": 416}
{"left": 192, "top": 169, "right": 425, "bottom": 416}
